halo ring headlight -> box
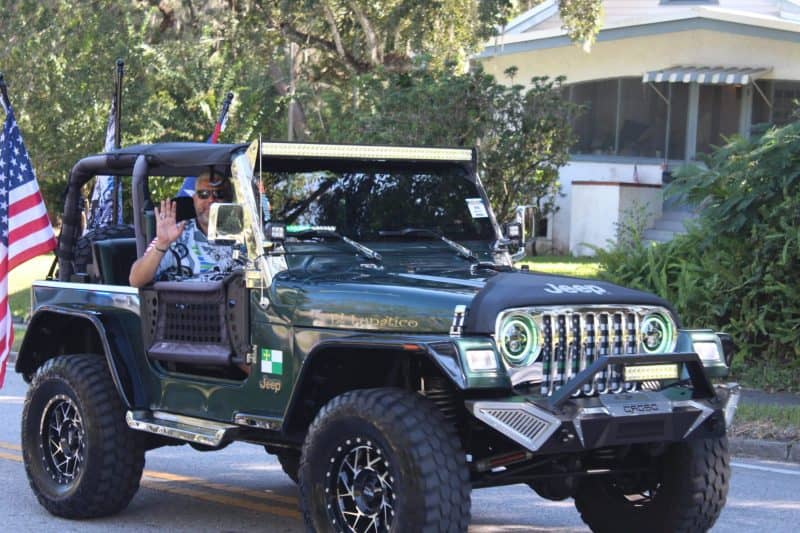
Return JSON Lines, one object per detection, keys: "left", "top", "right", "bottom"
{"left": 640, "top": 313, "right": 675, "bottom": 354}
{"left": 498, "top": 314, "right": 540, "bottom": 366}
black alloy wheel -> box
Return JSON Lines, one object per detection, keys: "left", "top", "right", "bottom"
{"left": 299, "top": 387, "right": 471, "bottom": 532}
{"left": 21, "top": 354, "right": 145, "bottom": 518}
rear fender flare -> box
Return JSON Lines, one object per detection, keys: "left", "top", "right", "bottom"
{"left": 15, "top": 305, "right": 149, "bottom": 409}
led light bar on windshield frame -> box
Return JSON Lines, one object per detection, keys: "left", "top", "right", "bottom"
{"left": 261, "top": 142, "right": 473, "bottom": 162}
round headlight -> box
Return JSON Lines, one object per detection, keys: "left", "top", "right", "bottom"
{"left": 499, "top": 314, "right": 540, "bottom": 366}
{"left": 640, "top": 313, "right": 674, "bottom": 353}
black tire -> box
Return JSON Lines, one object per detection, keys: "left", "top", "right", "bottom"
{"left": 73, "top": 224, "right": 134, "bottom": 280}
{"left": 574, "top": 437, "right": 730, "bottom": 533}
{"left": 21, "top": 354, "right": 145, "bottom": 518}
{"left": 276, "top": 451, "right": 300, "bottom": 484}
{"left": 299, "top": 388, "right": 471, "bottom": 532}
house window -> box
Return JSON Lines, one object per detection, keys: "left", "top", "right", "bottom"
{"left": 565, "top": 78, "right": 688, "bottom": 160}
{"left": 667, "top": 84, "right": 688, "bottom": 160}
{"left": 618, "top": 79, "right": 669, "bottom": 158}
{"left": 696, "top": 85, "right": 741, "bottom": 154}
{"left": 752, "top": 80, "right": 773, "bottom": 132}
{"left": 750, "top": 80, "right": 800, "bottom": 132}
{"left": 773, "top": 81, "right": 800, "bottom": 125}
{"left": 571, "top": 79, "right": 618, "bottom": 155}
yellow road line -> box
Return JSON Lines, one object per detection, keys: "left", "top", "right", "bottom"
{"left": 0, "top": 442, "right": 300, "bottom": 520}
{"left": 143, "top": 470, "right": 298, "bottom": 505}
{"left": 140, "top": 480, "right": 300, "bottom": 519}
{"left": 0, "top": 451, "right": 21, "bottom": 462}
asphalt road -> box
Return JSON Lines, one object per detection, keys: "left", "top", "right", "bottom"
{"left": 1, "top": 370, "right": 798, "bottom": 532}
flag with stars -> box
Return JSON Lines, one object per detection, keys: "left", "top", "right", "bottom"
{"left": 0, "top": 105, "right": 57, "bottom": 387}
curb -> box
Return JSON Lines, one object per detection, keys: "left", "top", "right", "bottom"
{"left": 730, "top": 437, "right": 799, "bottom": 464}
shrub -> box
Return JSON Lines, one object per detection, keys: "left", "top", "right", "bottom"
{"left": 594, "top": 121, "right": 800, "bottom": 390}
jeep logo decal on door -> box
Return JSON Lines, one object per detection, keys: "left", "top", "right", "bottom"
{"left": 544, "top": 283, "right": 608, "bottom": 295}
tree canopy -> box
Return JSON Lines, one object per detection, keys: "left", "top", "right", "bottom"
{"left": 0, "top": 0, "right": 600, "bottom": 223}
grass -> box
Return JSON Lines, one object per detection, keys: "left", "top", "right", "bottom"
{"left": 735, "top": 360, "right": 800, "bottom": 393}
{"left": 9, "top": 254, "right": 55, "bottom": 323}
{"left": 9, "top": 254, "right": 54, "bottom": 352}
{"left": 515, "top": 255, "right": 601, "bottom": 279}
{"left": 730, "top": 404, "right": 800, "bottom": 441}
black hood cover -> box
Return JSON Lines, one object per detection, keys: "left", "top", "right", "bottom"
{"left": 463, "top": 271, "right": 677, "bottom": 334}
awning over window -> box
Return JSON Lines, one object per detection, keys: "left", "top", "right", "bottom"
{"left": 642, "top": 66, "right": 772, "bottom": 85}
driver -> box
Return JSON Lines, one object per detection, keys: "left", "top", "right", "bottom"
{"left": 129, "top": 171, "right": 236, "bottom": 287}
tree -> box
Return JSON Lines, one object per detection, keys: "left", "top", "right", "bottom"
{"left": 0, "top": 0, "right": 600, "bottom": 222}
{"left": 303, "top": 66, "right": 579, "bottom": 235}
{"left": 479, "top": 72, "right": 579, "bottom": 229}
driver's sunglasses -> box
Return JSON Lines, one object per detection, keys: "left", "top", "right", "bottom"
{"left": 195, "top": 189, "right": 227, "bottom": 200}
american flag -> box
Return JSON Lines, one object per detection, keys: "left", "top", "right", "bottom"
{"left": 0, "top": 105, "right": 57, "bottom": 387}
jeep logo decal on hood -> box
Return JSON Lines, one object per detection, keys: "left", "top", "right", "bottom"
{"left": 463, "top": 271, "right": 676, "bottom": 334}
{"left": 544, "top": 283, "right": 607, "bottom": 295}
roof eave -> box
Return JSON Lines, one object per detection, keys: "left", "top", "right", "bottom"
{"left": 478, "top": 7, "right": 800, "bottom": 58}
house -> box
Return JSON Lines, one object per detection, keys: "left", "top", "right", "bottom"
{"left": 477, "top": 0, "right": 800, "bottom": 255}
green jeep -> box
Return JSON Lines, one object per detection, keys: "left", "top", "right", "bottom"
{"left": 16, "top": 141, "right": 739, "bottom": 532}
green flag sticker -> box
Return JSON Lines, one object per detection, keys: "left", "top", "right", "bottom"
{"left": 260, "top": 348, "right": 284, "bottom": 375}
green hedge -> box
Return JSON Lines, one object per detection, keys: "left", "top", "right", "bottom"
{"left": 594, "top": 120, "right": 800, "bottom": 391}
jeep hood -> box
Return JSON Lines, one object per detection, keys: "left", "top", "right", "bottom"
{"left": 277, "top": 269, "right": 674, "bottom": 335}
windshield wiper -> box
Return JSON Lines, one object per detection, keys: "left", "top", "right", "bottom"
{"left": 378, "top": 228, "right": 512, "bottom": 272}
{"left": 378, "top": 228, "right": 478, "bottom": 262}
{"left": 290, "top": 228, "right": 383, "bottom": 264}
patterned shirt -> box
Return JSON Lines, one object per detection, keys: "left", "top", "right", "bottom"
{"left": 151, "top": 219, "right": 236, "bottom": 281}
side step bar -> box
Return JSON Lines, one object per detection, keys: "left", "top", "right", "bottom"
{"left": 126, "top": 410, "right": 238, "bottom": 447}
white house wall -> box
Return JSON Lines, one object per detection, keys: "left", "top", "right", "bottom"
{"left": 554, "top": 162, "right": 663, "bottom": 254}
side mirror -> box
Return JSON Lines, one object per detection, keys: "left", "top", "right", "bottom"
{"left": 502, "top": 221, "right": 524, "bottom": 260}
{"left": 503, "top": 222, "right": 523, "bottom": 247}
{"left": 208, "top": 203, "right": 245, "bottom": 244}
{"left": 264, "top": 222, "right": 286, "bottom": 243}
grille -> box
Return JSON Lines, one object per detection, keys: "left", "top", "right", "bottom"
{"left": 495, "top": 305, "right": 676, "bottom": 398}
{"left": 539, "top": 310, "right": 639, "bottom": 397}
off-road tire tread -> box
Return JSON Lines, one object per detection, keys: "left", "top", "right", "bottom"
{"left": 298, "top": 388, "right": 471, "bottom": 532}
{"left": 21, "top": 354, "right": 145, "bottom": 518}
{"left": 574, "top": 436, "right": 730, "bottom": 533}
{"left": 276, "top": 451, "right": 300, "bottom": 484}
{"left": 674, "top": 436, "right": 730, "bottom": 532}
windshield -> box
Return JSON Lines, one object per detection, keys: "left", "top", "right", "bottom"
{"left": 261, "top": 162, "right": 495, "bottom": 243}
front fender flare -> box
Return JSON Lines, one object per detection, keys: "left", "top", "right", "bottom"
{"left": 15, "top": 305, "right": 149, "bottom": 409}
{"left": 281, "top": 335, "right": 509, "bottom": 434}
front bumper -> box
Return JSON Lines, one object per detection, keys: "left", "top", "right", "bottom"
{"left": 466, "top": 353, "right": 740, "bottom": 454}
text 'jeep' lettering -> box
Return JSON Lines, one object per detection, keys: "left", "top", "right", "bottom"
{"left": 543, "top": 283, "right": 608, "bottom": 295}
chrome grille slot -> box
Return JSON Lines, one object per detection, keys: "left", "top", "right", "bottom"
{"left": 609, "top": 313, "right": 623, "bottom": 392}
{"left": 540, "top": 316, "right": 553, "bottom": 396}
{"left": 597, "top": 313, "right": 609, "bottom": 393}
{"left": 582, "top": 314, "right": 596, "bottom": 395}
{"left": 555, "top": 314, "right": 566, "bottom": 389}
{"left": 497, "top": 305, "right": 677, "bottom": 398}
